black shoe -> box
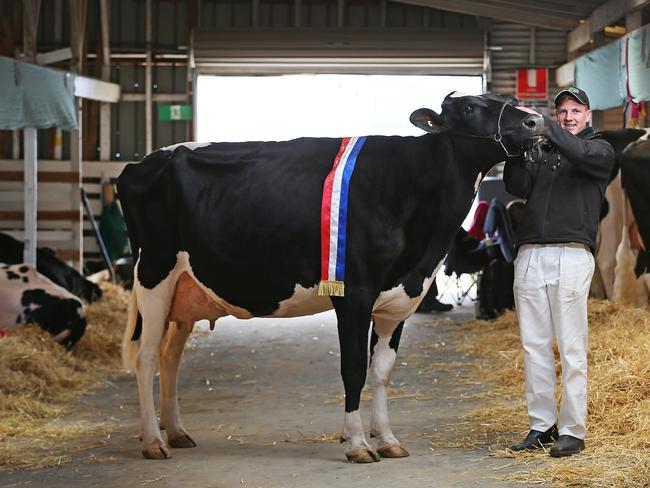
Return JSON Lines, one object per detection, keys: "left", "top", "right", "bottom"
{"left": 430, "top": 299, "right": 453, "bottom": 312}
{"left": 511, "top": 425, "right": 559, "bottom": 451}
{"left": 550, "top": 435, "right": 585, "bottom": 457}
{"left": 417, "top": 298, "right": 453, "bottom": 313}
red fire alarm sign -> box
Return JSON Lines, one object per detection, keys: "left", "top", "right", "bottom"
{"left": 516, "top": 68, "right": 548, "bottom": 100}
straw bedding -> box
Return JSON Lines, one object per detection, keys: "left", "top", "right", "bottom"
{"left": 431, "top": 300, "right": 650, "bottom": 487}
{"left": 0, "top": 282, "right": 129, "bottom": 471}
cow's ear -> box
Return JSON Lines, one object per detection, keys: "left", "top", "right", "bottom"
{"left": 410, "top": 108, "right": 445, "bottom": 134}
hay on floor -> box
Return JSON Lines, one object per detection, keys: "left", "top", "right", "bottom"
{"left": 433, "top": 300, "right": 650, "bottom": 487}
{"left": 0, "top": 282, "right": 129, "bottom": 471}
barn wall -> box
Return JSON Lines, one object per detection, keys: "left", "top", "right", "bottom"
{"left": 0, "top": 0, "right": 488, "bottom": 162}
{"left": 488, "top": 21, "right": 567, "bottom": 111}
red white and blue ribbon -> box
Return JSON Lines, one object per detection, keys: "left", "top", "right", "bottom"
{"left": 318, "top": 136, "right": 367, "bottom": 297}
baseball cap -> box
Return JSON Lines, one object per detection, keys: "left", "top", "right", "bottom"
{"left": 554, "top": 86, "right": 590, "bottom": 109}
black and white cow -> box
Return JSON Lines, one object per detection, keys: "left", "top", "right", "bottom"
{"left": 619, "top": 129, "right": 650, "bottom": 275}
{"left": 117, "top": 92, "right": 543, "bottom": 461}
{"left": 0, "top": 232, "right": 102, "bottom": 304}
{"left": 591, "top": 129, "right": 650, "bottom": 301}
{"left": 0, "top": 263, "right": 87, "bottom": 348}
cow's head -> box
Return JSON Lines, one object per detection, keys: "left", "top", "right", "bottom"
{"left": 410, "top": 92, "right": 544, "bottom": 159}
{"left": 22, "top": 289, "right": 87, "bottom": 349}
{"left": 47, "top": 299, "right": 87, "bottom": 349}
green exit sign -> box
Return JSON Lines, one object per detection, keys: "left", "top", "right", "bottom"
{"left": 159, "top": 104, "right": 192, "bottom": 121}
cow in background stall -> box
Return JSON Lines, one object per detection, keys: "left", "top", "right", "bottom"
{"left": 0, "top": 232, "right": 102, "bottom": 303}
{"left": 618, "top": 129, "right": 650, "bottom": 301}
{"left": 593, "top": 129, "right": 650, "bottom": 305}
{"left": 0, "top": 263, "right": 87, "bottom": 348}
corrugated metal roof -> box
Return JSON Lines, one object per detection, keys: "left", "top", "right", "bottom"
{"left": 394, "top": 0, "right": 620, "bottom": 31}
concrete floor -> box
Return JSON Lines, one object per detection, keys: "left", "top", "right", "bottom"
{"left": 1, "top": 303, "right": 533, "bottom": 488}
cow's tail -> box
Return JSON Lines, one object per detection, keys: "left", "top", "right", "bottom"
{"left": 122, "top": 290, "right": 140, "bottom": 372}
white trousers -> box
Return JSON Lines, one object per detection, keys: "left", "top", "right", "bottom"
{"left": 513, "top": 244, "right": 594, "bottom": 440}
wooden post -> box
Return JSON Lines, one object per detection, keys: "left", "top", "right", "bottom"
{"left": 22, "top": 0, "right": 41, "bottom": 266}
{"left": 145, "top": 0, "right": 153, "bottom": 155}
{"left": 99, "top": 0, "right": 111, "bottom": 161}
{"left": 70, "top": 0, "right": 87, "bottom": 271}
{"left": 23, "top": 128, "right": 37, "bottom": 265}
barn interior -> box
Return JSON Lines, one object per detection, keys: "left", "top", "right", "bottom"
{"left": 0, "top": 1, "right": 649, "bottom": 488}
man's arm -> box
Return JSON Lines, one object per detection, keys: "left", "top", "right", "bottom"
{"left": 542, "top": 117, "right": 615, "bottom": 180}
{"left": 503, "top": 156, "right": 536, "bottom": 199}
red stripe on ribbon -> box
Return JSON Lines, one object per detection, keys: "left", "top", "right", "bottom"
{"left": 321, "top": 138, "right": 351, "bottom": 280}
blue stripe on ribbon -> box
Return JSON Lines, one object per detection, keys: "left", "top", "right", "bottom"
{"left": 335, "top": 136, "right": 367, "bottom": 281}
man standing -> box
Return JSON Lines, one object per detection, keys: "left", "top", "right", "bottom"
{"left": 504, "top": 87, "right": 614, "bottom": 457}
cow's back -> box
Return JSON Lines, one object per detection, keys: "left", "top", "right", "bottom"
{"left": 118, "top": 138, "right": 343, "bottom": 315}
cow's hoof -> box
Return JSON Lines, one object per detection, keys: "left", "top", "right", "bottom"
{"left": 345, "top": 447, "right": 381, "bottom": 463}
{"left": 377, "top": 444, "right": 409, "bottom": 458}
{"left": 141, "top": 440, "right": 172, "bottom": 459}
{"left": 168, "top": 431, "right": 197, "bottom": 448}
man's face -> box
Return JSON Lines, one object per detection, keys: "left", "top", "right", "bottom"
{"left": 556, "top": 98, "right": 591, "bottom": 135}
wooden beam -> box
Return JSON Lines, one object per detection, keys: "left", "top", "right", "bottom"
{"left": 394, "top": 0, "right": 578, "bottom": 30}
{"left": 74, "top": 75, "right": 121, "bottom": 102}
{"left": 0, "top": 211, "right": 82, "bottom": 222}
{"left": 22, "top": 0, "right": 41, "bottom": 61}
{"left": 121, "top": 93, "right": 189, "bottom": 102}
{"left": 36, "top": 46, "right": 72, "bottom": 65}
{"left": 69, "top": 0, "right": 87, "bottom": 73}
{"left": 0, "top": 170, "right": 80, "bottom": 182}
{"left": 568, "top": 0, "right": 650, "bottom": 52}
{"left": 626, "top": 10, "right": 643, "bottom": 31}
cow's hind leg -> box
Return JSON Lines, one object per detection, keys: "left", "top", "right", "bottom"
{"left": 369, "top": 321, "right": 409, "bottom": 458}
{"left": 134, "top": 274, "right": 177, "bottom": 460}
{"left": 159, "top": 320, "right": 196, "bottom": 449}
{"left": 333, "top": 297, "right": 380, "bottom": 464}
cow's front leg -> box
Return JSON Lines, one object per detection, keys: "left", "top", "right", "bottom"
{"left": 369, "top": 321, "right": 409, "bottom": 458}
{"left": 159, "top": 320, "right": 196, "bottom": 449}
{"left": 334, "top": 297, "right": 380, "bottom": 463}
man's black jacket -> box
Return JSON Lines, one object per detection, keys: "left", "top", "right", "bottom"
{"left": 503, "top": 117, "right": 615, "bottom": 253}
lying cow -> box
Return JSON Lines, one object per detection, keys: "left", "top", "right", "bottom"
{"left": 0, "top": 263, "right": 87, "bottom": 348}
{"left": 0, "top": 232, "right": 102, "bottom": 303}
{"left": 117, "top": 92, "right": 543, "bottom": 461}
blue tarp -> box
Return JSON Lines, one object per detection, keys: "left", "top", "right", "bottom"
{"left": 574, "top": 23, "right": 650, "bottom": 110}
{"left": 626, "top": 24, "right": 650, "bottom": 102}
{"left": 0, "top": 56, "right": 77, "bottom": 130}
{"left": 575, "top": 41, "right": 625, "bottom": 110}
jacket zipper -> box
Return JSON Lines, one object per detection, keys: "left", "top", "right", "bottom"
{"left": 541, "top": 156, "right": 557, "bottom": 237}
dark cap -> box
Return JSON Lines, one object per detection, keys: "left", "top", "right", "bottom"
{"left": 554, "top": 86, "right": 590, "bottom": 109}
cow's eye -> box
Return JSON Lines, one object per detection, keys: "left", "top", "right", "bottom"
{"left": 464, "top": 106, "right": 474, "bottom": 115}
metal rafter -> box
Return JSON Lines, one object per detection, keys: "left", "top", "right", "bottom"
{"left": 393, "top": 0, "right": 581, "bottom": 30}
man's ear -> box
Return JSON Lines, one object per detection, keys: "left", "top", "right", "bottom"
{"left": 409, "top": 108, "right": 445, "bottom": 134}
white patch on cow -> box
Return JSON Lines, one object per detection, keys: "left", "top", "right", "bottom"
{"left": 370, "top": 335, "right": 400, "bottom": 447}
{"left": 269, "top": 284, "right": 332, "bottom": 318}
{"left": 160, "top": 142, "right": 211, "bottom": 152}
{"left": 474, "top": 171, "right": 484, "bottom": 194}
{"left": 343, "top": 410, "right": 372, "bottom": 452}
{"left": 0, "top": 263, "right": 85, "bottom": 332}
{"left": 371, "top": 259, "right": 444, "bottom": 332}
{"left": 639, "top": 129, "right": 650, "bottom": 141}
{"left": 448, "top": 91, "right": 468, "bottom": 98}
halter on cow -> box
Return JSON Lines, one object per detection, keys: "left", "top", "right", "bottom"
{"left": 117, "top": 92, "right": 543, "bottom": 462}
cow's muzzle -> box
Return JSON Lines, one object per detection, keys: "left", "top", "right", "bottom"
{"left": 522, "top": 114, "right": 544, "bottom": 135}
